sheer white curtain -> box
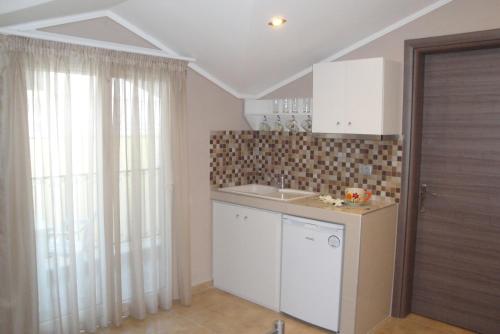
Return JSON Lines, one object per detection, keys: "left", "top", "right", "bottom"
{"left": 0, "top": 36, "right": 190, "bottom": 334}
{"left": 0, "top": 36, "right": 39, "bottom": 334}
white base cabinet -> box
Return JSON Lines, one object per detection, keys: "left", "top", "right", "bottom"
{"left": 212, "top": 201, "right": 282, "bottom": 310}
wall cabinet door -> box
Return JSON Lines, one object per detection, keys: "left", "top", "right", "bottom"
{"left": 344, "top": 58, "right": 383, "bottom": 134}
{"left": 212, "top": 201, "right": 282, "bottom": 310}
{"left": 312, "top": 61, "right": 347, "bottom": 134}
{"left": 312, "top": 57, "right": 401, "bottom": 135}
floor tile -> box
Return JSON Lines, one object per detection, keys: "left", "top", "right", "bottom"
{"left": 96, "top": 288, "right": 471, "bottom": 334}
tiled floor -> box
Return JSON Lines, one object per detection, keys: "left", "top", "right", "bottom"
{"left": 373, "top": 313, "right": 475, "bottom": 334}
{"left": 97, "top": 288, "right": 474, "bottom": 334}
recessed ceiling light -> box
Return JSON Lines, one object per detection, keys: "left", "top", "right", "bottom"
{"left": 268, "top": 16, "right": 287, "bottom": 28}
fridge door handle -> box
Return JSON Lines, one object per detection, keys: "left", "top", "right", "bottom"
{"left": 304, "top": 223, "right": 319, "bottom": 230}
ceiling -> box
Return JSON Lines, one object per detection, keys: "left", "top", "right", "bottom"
{"left": 0, "top": 0, "right": 125, "bottom": 24}
{"left": 0, "top": 0, "right": 452, "bottom": 98}
{"left": 42, "top": 16, "right": 159, "bottom": 49}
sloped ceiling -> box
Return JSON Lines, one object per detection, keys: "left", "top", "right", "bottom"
{"left": 0, "top": 0, "right": 53, "bottom": 15}
{"left": 0, "top": 0, "right": 453, "bottom": 98}
{"left": 41, "top": 17, "right": 158, "bottom": 49}
{"left": 0, "top": 0, "right": 125, "bottom": 26}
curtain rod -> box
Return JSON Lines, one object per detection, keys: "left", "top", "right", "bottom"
{"left": 0, "top": 28, "right": 196, "bottom": 63}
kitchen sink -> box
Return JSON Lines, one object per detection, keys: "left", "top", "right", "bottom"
{"left": 219, "top": 184, "right": 316, "bottom": 201}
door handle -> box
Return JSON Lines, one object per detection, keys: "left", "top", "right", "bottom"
{"left": 419, "top": 183, "right": 438, "bottom": 212}
{"left": 419, "top": 184, "right": 427, "bottom": 212}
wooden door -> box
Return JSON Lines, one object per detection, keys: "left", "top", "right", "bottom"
{"left": 411, "top": 47, "right": 500, "bottom": 333}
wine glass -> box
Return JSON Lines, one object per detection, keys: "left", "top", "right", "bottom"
{"left": 286, "top": 116, "right": 299, "bottom": 132}
{"left": 273, "top": 115, "right": 284, "bottom": 131}
{"left": 301, "top": 115, "right": 312, "bottom": 132}
{"left": 272, "top": 99, "right": 280, "bottom": 114}
{"left": 282, "top": 98, "right": 290, "bottom": 113}
{"left": 302, "top": 98, "right": 311, "bottom": 114}
{"left": 259, "top": 116, "right": 271, "bottom": 131}
{"left": 297, "top": 98, "right": 304, "bottom": 113}
{"left": 291, "top": 98, "right": 298, "bottom": 113}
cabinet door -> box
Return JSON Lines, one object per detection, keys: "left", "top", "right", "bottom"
{"left": 344, "top": 58, "right": 383, "bottom": 134}
{"left": 312, "top": 62, "right": 347, "bottom": 133}
{"left": 212, "top": 202, "right": 282, "bottom": 310}
{"left": 238, "top": 205, "right": 282, "bottom": 310}
{"left": 213, "top": 202, "right": 244, "bottom": 295}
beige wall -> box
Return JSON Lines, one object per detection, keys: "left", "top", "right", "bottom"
{"left": 186, "top": 69, "right": 248, "bottom": 285}
{"left": 264, "top": 72, "right": 313, "bottom": 99}
{"left": 264, "top": 0, "right": 500, "bottom": 99}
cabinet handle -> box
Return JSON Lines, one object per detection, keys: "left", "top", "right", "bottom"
{"left": 348, "top": 121, "right": 352, "bottom": 126}
{"left": 243, "top": 216, "right": 248, "bottom": 221}
{"left": 336, "top": 121, "right": 340, "bottom": 126}
{"left": 235, "top": 214, "right": 240, "bottom": 218}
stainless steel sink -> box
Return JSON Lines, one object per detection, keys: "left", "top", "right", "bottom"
{"left": 219, "top": 184, "right": 316, "bottom": 202}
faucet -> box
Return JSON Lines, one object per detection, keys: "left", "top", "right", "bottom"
{"left": 275, "top": 174, "right": 286, "bottom": 189}
{"left": 264, "top": 172, "right": 286, "bottom": 189}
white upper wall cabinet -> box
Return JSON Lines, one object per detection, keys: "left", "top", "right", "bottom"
{"left": 312, "top": 57, "right": 401, "bottom": 135}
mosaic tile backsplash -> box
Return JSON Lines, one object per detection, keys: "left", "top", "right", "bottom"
{"left": 210, "top": 131, "right": 403, "bottom": 201}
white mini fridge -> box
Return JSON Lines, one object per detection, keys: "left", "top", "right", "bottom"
{"left": 280, "top": 215, "right": 344, "bottom": 332}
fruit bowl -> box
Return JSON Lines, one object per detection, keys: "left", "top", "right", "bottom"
{"left": 344, "top": 188, "right": 372, "bottom": 205}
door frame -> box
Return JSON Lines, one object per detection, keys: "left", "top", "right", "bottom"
{"left": 392, "top": 28, "right": 500, "bottom": 317}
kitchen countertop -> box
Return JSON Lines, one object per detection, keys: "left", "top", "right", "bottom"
{"left": 286, "top": 195, "right": 396, "bottom": 215}
{"left": 211, "top": 189, "right": 397, "bottom": 225}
